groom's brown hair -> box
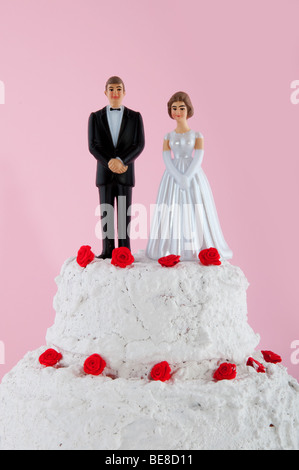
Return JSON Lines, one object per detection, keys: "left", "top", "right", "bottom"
{"left": 105, "top": 76, "right": 125, "bottom": 92}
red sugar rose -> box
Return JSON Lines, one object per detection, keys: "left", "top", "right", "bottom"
{"left": 77, "top": 245, "right": 95, "bottom": 267}
{"left": 111, "top": 247, "right": 134, "bottom": 268}
{"left": 246, "top": 357, "right": 266, "bottom": 373}
{"left": 261, "top": 350, "right": 282, "bottom": 364}
{"left": 150, "top": 361, "right": 172, "bottom": 382}
{"left": 158, "top": 254, "right": 180, "bottom": 267}
{"left": 39, "top": 348, "right": 62, "bottom": 367}
{"left": 213, "top": 362, "right": 237, "bottom": 381}
{"left": 83, "top": 354, "right": 106, "bottom": 376}
{"left": 198, "top": 248, "right": 221, "bottom": 266}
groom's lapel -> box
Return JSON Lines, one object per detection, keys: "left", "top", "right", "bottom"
{"left": 100, "top": 108, "right": 114, "bottom": 148}
{"left": 116, "top": 107, "right": 129, "bottom": 147}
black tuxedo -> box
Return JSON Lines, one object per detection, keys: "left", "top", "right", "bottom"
{"left": 88, "top": 106, "right": 145, "bottom": 257}
{"left": 88, "top": 106, "right": 145, "bottom": 187}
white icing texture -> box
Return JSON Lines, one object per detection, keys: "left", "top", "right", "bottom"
{"left": 0, "top": 348, "right": 298, "bottom": 450}
{"left": 0, "top": 251, "right": 298, "bottom": 450}
{"left": 46, "top": 251, "right": 259, "bottom": 376}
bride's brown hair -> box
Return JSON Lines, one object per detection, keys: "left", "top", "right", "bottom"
{"left": 167, "top": 91, "right": 194, "bottom": 119}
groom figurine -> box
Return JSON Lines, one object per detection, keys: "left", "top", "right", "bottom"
{"left": 88, "top": 76, "right": 145, "bottom": 258}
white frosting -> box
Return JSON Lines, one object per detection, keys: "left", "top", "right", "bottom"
{"left": 0, "top": 251, "right": 298, "bottom": 450}
{"left": 46, "top": 251, "right": 259, "bottom": 377}
{"left": 0, "top": 347, "right": 298, "bottom": 450}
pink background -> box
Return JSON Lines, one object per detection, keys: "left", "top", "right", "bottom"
{"left": 1, "top": 0, "right": 299, "bottom": 381}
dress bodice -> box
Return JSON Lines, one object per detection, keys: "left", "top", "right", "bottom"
{"left": 165, "top": 130, "right": 203, "bottom": 159}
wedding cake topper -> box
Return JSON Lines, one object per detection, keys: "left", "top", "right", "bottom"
{"left": 146, "top": 91, "right": 233, "bottom": 261}
{"left": 88, "top": 76, "right": 145, "bottom": 259}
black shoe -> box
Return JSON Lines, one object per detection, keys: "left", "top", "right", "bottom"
{"left": 96, "top": 252, "right": 113, "bottom": 260}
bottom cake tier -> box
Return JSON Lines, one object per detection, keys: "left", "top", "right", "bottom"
{"left": 0, "top": 346, "right": 298, "bottom": 450}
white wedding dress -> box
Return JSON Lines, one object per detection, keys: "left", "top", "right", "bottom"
{"left": 146, "top": 130, "right": 233, "bottom": 261}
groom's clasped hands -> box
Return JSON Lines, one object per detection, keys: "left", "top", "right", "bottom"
{"left": 108, "top": 158, "right": 128, "bottom": 174}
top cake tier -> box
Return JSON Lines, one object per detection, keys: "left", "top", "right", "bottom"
{"left": 46, "top": 251, "right": 259, "bottom": 375}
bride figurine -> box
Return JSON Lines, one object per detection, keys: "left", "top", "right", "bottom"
{"left": 146, "top": 91, "right": 233, "bottom": 261}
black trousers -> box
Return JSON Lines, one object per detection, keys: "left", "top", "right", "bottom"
{"left": 98, "top": 182, "right": 132, "bottom": 255}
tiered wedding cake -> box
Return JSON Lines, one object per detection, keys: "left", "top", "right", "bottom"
{"left": 0, "top": 250, "right": 298, "bottom": 450}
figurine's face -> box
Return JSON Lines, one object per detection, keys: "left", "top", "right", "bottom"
{"left": 105, "top": 83, "right": 125, "bottom": 108}
{"left": 171, "top": 101, "right": 188, "bottom": 121}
